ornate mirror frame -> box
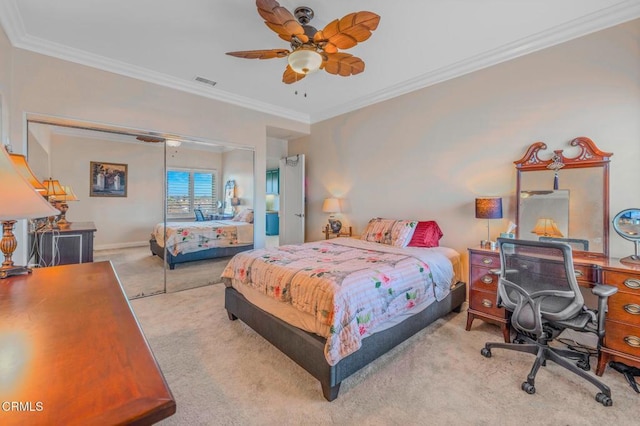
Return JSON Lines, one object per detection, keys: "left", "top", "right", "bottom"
{"left": 514, "top": 136, "right": 613, "bottom": 258}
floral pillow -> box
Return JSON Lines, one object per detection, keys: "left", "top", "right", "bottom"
{"left": 360, "top": 218, "right": 396, "bottom": 245}
{"left": 390, "top": 220, "right": 418, "bottom": 247}
{"left": 232, "top": 209, "right": 254, "bottom": 223}
{"left": 360, "top": 218, "right": 418, "bottom": 246}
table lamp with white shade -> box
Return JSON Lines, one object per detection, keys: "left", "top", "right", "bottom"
{"left": 322, "top": 198, "right": 342, "bottom": 234}
{"left": 0, "top": 146, "right": 60, "bottom": 278}
{"left": 56, "top": 185, "right": 79, "bottom": 226}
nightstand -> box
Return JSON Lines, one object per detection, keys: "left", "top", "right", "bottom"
{"left": 465, "top": 246, "right": 511, "bottom": 342}
{"left": 324, "top": 225, "right": 353, "bottom": 239}
{"left": 30, "top": 221, "right": 96, "bottom": 267}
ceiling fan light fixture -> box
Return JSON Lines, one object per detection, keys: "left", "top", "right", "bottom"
{"left": 287, "top": 49, "right": 322, "bottom": 75}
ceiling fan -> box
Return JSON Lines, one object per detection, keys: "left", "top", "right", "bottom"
{"left": 226, "top": 0, "right": 380, "bottom": 84}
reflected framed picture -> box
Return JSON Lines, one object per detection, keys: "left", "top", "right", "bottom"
{"left": 90, "top": 161, "right": 127, "bottom": 197}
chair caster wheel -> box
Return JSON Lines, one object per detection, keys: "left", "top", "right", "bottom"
{"left": 480, "top": 348, "right": 491, "bottom": 358}
{"left": 595, "top": 393, "right": 612, "bottom": 406}
{"left": 521, "top": 382, "right": 535, "bottom": 394}
{"left": 577, "top": 359, "right": 590, "bottom": 371}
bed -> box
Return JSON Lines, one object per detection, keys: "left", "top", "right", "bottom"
{"left": 149, "top": 219, "right": 254, "bottom": 269}
{"left": 221, "top": 219, "right": 465, "bottom": 400}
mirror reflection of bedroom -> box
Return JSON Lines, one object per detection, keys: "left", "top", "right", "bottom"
{"left": 26, "top": 119, "right": 255, "bottom": 299}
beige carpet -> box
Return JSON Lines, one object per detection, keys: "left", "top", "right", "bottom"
{"left": 130, "top": 284, "right": 639, "bottom": 426}
{"left": 94, "top": 246, "right": 231, "bottom": 299}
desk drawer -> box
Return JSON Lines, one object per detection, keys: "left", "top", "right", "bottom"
{"left": 606, "top": 294, "right": 640, "bottom": 326}
{"left": 573, "top": 264, "right": 598, "bottom": 285}
{"left": 469, "top": 288, "right": 504, "bottom": 318}
{"left": 602, "top": 270, "right": 640, "bottom": 294}
{"left": 604, "top": 320, "right": 640, "bottom": 358}
{"left": 470, "top": 252, "right": 499, "bottom": 268}
{"left": 470, "top": 267, "right": 499, "bottom": 292}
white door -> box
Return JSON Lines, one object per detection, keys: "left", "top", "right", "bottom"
{"left": 279, "top": 154, "right": 305, "bottom": 244}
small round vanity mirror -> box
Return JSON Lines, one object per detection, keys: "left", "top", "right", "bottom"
{"left": 612, "top": 208, "right": 640, "bottom": 265}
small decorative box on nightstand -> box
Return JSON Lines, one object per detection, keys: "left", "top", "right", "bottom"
{"left": 324, "top": 225, "right": 353, "bottom": 240}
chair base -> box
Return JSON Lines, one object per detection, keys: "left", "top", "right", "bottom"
{"left": 481, "top": 340, "right": 613, "bottom": 406}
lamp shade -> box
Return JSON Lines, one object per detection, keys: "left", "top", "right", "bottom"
{"left": 531, "top": 218, "right": 564, "bottom": 237}
{"left": 288, "top": 48, "right": 323, "bottom": 75}
{"left": 61, "top": 186, "right": 79, "bottom": 202}
{"left": 475, "top": 197, "right": 503, "bottom": 219}
{"left": 9, "top": 152, "right": 46, "bottom": 193}
{"left": 42, "top": 178, "right": 67, "bottom": 199}
{"left": 322, "top": 198, "right": 341, "bottom": 213}
{"left": 0, "top": 146, "right": 60, "bottom": 220}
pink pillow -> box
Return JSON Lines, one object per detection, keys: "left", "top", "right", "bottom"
{"left": 407, "top": 221, "right": 443, "bottom": 248}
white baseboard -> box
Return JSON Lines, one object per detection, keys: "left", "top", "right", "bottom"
{"left": 94, "top": 241, "right": 149, "bottom": 251}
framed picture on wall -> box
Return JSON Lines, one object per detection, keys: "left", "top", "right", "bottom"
{"left": 90, "top": 161, "right": 128, "bottom": 197}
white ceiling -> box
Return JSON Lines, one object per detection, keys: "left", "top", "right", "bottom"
{"left": 1, "top": 0, "right": 639, "bottom": 124}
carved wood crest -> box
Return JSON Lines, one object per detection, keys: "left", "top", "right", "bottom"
{"left": 514, "top": 137, "right": 613, "bottom": 171}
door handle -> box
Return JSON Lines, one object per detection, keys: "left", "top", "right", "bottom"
{"left": 294, "top": 213, "right": 304, "bottom": 217}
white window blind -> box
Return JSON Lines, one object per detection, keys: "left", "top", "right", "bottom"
{"left": 167, "top": 168, "right": 217, "bottom": 217}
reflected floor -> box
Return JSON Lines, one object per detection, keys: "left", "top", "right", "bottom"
{"left": 94, "top": 246, "right": 232, "bottom": 299}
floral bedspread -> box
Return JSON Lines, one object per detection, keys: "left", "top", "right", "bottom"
{"left": 222, "top": 238, "right": 454, "bottom": 365}
{"left": 152, "top": 220, "right": 253, "bottom": 256}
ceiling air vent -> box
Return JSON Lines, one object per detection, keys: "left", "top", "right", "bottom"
{"left": 194, "top": 76, "right": 217, "bottom": 87}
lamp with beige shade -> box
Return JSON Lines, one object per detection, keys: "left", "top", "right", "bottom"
{"left": 0, "top": 146, "right": 60, "bottom": 278}
{"left": 322, "top": 198, "right": 342, "bottom": 234}
{"left": 56, "top": 185, "right": 79, "bottom": 226}
{"left": 531, "top": 218, "right": 564, "bottom": 237}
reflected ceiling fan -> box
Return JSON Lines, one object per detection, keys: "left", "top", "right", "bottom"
{"left": 226, "top": 0, "right": 380, "bottom": 84}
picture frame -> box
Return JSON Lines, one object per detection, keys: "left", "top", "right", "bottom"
{"left": 90, "top": 161, "right": 128, "bottom": 197}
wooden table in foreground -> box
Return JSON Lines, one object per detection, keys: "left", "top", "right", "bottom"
{"left": 0, "top": 261, "right": 175, "bottom": 425}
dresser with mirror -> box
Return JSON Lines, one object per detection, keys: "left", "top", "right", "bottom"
{"left": 466, "top": 137, "right": 640, "bottom": 376}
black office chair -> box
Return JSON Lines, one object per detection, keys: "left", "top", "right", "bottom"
{"left": 481, "top": 238, "right": 618, "bottom": 406}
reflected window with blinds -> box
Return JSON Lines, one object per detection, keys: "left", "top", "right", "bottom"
{"left": 167, "top": 168, "right": 218, "bottom": 218}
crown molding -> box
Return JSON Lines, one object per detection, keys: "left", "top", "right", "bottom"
{"left": 1, "top": 1, "right": 638, "bottom": 126}
{"left": 0, "top": 1, "right": 310, "bottom": 125}
{"left": 309, "top": 0, "right": 640, "bottom": 123}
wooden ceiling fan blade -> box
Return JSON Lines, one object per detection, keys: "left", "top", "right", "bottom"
{"left": 257, "top": 0, "right": 309, "bottom": 43}
{"left": 322, "top": 53, "right": 365, "bottom": 77}
{"left": 314, "top": 11, "right": 380, "bottom": 51}
{"left": 282, "top": 65, "right": 306, "bottom": 84}
{"left": 226, "top": 49, "right": 290, "bottom": 59}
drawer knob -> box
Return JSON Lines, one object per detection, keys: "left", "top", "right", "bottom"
{"left": 623, "top": 304, "right": 640, "bottom": 315}
{"left": 624, "top": 279, "right": 640, "bottom": 290}
{"left": 623, "top": 336, "right": 640, "bottom": 348}
{"left": 481, "top": 257, "right": 493, "bottom": 265}
{"left": 574, "top": 270, "right": 584, "bottom": 278}
{"left": 481, "top": 299, "right": 493, "bottom": 308}
{"left": 482, "top": 275, "right": 494, "bottom": 284}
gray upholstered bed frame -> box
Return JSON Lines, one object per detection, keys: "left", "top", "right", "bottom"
{"left": 224, "top": 280, "right": 466, "bottom": 401}
{"left": 149, "top": 238, "right": 253, "bottom": 269}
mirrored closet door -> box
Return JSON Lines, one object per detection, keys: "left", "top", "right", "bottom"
{"left": 26, "top": 117, "right": 255, "bottom": 299}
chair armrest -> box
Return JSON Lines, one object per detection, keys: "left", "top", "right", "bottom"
{"left": 592, "top": 284, "right": 618, "bottom": 340}
{"left": 592, "top": 284, "right": 618, "bottom": 298}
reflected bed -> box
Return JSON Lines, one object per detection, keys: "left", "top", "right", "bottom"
{"left": 149, "top": 220, "right": 253, "bottom": 269}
